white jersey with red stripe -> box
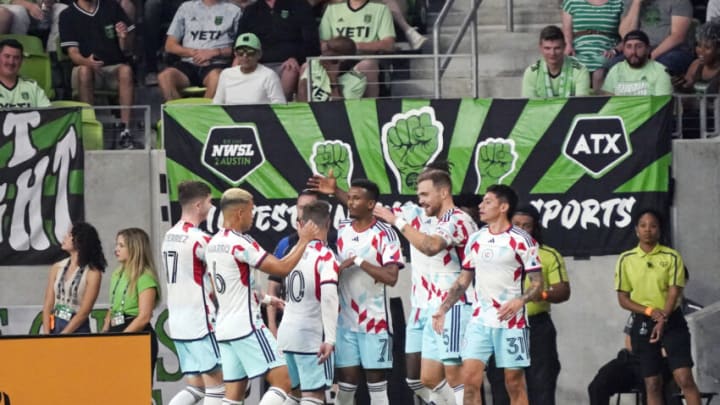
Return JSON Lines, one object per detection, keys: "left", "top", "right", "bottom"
{"left": 161, "top": 221, "right": 214, "bottom": 340}
{"left": 206, "top": 228, "right": 269, "bottom": 341}
{"left": 336, "top": 219, "right": 405, "bottom": 334}
{"left": 277, "top": 240, "right": 339, "bottom": 353}
{"left": 395, "top": 203, "right": 478, "bottom": 309}
{"left": 462, "top": 225, "right": 541, "bottom": 329}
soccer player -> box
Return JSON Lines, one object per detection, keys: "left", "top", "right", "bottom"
{"left": 161, "top": 181, "right": 224, "bottom": 405}
{"left": 277, "top": 200, "right": 339, "bottom": 405}
{"left": 433, "top": 185, "right": 543, "bottom": 405}
{"left": 374, "top": 168, "right": 479, "bottom": 405}
{"left": 311, "top": 178, "right": 404, "bottom": 405}
{"left": 205, "top": 188, "right": 319, "bottom": 405}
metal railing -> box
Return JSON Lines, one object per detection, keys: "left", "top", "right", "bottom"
{"left": 432, "top": 0, "right": 482, "bottom": 97}
{"left": 672, "top": 94, "right": 720, "bottom": 139}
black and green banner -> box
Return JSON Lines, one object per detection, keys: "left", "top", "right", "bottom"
{"left": 0, "top": 108, "right": 84, "bottom": 265}
{"left": 164, "top": 97, "right": 672, "bottom": 256}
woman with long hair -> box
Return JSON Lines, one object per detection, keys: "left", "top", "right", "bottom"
{"left": 42, "top": 222, "right": 107, "bottom": 334}
{"left": 102, "top": 227, "right": 161, "bottom": 379}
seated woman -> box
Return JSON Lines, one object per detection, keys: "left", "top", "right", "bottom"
{"left": 102, "top": 227, "right": 161, "bottom": 381}
{"left": 561, "top": 0, "right": 623, "bottom": 90}
{"left": 42, "top": 222, "right": 107, "bottom": 334}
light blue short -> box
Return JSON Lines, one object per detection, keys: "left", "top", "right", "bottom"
{"left": 335, "top": 327, "right": 393, "bottom": 369}
{"left": 461, "top": 322, "right": 530, "bottom": 369}
{"left": 175, "top": 334, "right": 222, "bottom": 375}
{"left": 219, "top": 328, "right": 286, "bottom": 381}
{"left": 422, "top": 304, "right": 470, "bottom": 365}
{"left": 285, "top": 352, "right": 334, "bottom": 392}
{"left": 405, "top": 307, "right": 429, "bottom": 354}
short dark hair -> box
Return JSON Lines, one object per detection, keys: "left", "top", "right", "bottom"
{"left": 325, "top": 36, "right": 357, "bottom": 56}
{"left": 539, "top": 25, "right": 565, "bottom": 43}
{"left": 514, "top": 204, "right": 542, "bottom": 244}
{"left": 486, "top": 184, "right": 518, "bottom": 219}
{"left": 0, "top": 39, "right": 23, "bottom": 55}
{"left": 425, "top": 160, "right": 451, "bottom": 173}
{"left": 299, "top": 189, "right": 321, "bottom": 199}
{"left": 417, "top": 169, "right": 452, "bottom": 191}
{"left": 302, "top": 200, "right": 332, "bottom": 228}
{"left": 178, "top": 181, "right": 211, "bottom": 206}
{"left": 633, "top": 208, "right": 664, "bottom": 229}
{"left": 350, "top": 178, "right": 379, "bottom": 201}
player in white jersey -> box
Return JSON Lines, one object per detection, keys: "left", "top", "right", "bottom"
{"left": 374, "top": 168, "right": 479, "bottom": 405}
{"left": 308, "top": 176, "right": 404, "bottom": 405}
{"left": 433, "top": 185, "right": 543, "bottom": 405}
{"left": 205, "top": 188, "right": 320, "bottom": 405}
{"left": 161, "top": 181, "right": 224, "bottom": 405}
{"left": 277, "top": 200, "right": 339, "bottom": 405}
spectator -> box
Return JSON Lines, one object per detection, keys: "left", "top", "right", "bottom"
{"left": 297, "top": 36, "right": 366, "bottom": 101}
{"left": 0, "top": 38, "right": 51, "bottom": 107}
{"left": 674, "top": 20, "right": 720, "bottom": 93}
{"left": 601, "top": 30, "right": 673, "bottom": 95}
{"left": 0, "top": 6, "right": 12, "bottom": 33}
{"left": 522, "top": 25, "right": 591, "bottom": 98}
{"left": 312, "top": 0, "right": 426, "bottom": 50}
{"left": 141, "top": 0, "right": 184, "bottom": 86}
{"left": 561, "top": 0, "right": 623, "bottom": 89}
{"left": 319, "top": 0, "right": 395, "bottom": 97}
{"left": 41, "top": 222, "right": 106, "bottom": 335}
{"left": 212, "top": 33, "right": 286, "bottom": 105}
{"left": 59, "top": 0, "right": 135, "bottom": 147}
{"left": 158, "top": 0, "right": 242, "bottom": 101}
{"left": 0, "top": 0, "right": 68, "bottom": 52}
{"left": 237, "top": 0, "right": 320, "bottom": 100}
{"left": 617, "top": 0, "right": 694, "bottom": 76}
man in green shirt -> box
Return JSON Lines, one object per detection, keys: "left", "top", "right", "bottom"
{"left": 522, "top": 25, "right": 591, "bottom": 98}
{"left": 319, "top": 0, "right": 395, "bottom": 97}
{"left": 298, "top": 36, "right": 367, "bottom": 102}
{"left": 0, "top": 38, "right": 51, "bottom": 108}
{"left": 601, "top": 30, "right": 673, "bottom": 95}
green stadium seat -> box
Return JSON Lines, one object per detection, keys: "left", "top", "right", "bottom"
{"left": 156, "top": 97, "right": 213, "bottom": 149}
{"left": 0, "top": 34, "right": 54, "bottom": 99}
{"left": 51, "top": 100, "right": 104, "bottom": 150}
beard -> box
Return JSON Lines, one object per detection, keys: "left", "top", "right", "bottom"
{"left": 626, "top": 55, "right": 648, "bottom": 68}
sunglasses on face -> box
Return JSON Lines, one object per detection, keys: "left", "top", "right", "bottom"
{"left": 235, "top": 48, "right": 257, "bottom": 57}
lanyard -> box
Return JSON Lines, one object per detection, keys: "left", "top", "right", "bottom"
{"left": 540, "top": 58, "right": 573, "bottom": 97}
{"left": 56, "top": 261, "right": 85, "bottom": 305}
{"left": 110, "top": 272, "right": 131, "bottom": 313}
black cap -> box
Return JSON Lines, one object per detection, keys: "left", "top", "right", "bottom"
{"left": 623, "top": 30, "right": 650, "bottom": 46}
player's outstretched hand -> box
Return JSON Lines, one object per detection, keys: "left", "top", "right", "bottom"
{"left": 269, "top": 296, "right": 285, "bottom": 311}
{"left": 338, "top": 257, "right": 355, "bottom": 272}
{"left": 373, "top": 202, "right": 396, "bottom": 225}
{"left": 297, "top": 220, "right": 321, "bottom": 243}
{"left": 431, "top": 310, "right": 445, "bottom": 335}
{"left": 307, "top": 168, "right": 338, "bottom": 195}
{"left": 317, "top": 342, "right": 334, "bottom": 364}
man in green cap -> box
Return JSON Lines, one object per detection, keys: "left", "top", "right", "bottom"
{"left": 213, "top": 32, "right": 286, "bottom": 105}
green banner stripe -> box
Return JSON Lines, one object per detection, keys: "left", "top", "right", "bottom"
{"left": 446, "top": 98, "right": 492, "bottom": 193}
{"left": 615, "top": 152, "right": 671, "bottom": 193}
{"left": 344, "top": 99, "right": 391, "bottom": 193}
{"left": 43, "top": 174, "right": 57, "bottom": 196}
{"left": 0, "top": 142, "right": 11, "bottom": 167}
{"left": 532, "top": 96, "right": 670, "bottom": 194}
{"left": 44, "top": 219, "right": 58, "bottom": 245}
{"left": 0, "top": 112, "right": 80, "bottom": 167}
{"left": 504, "top": 98, "right": 568, "bottom": 186}
{"left": 167, "top": 158, "right": 225, "bottom": 201}
{"left": 272, "top": 103, "right": 325, "bottom": 166}
{"left": 69, "top": 169, "right": 83, "bottom": 194}
{"left": 401, "top": 99, "right": 431, "bottom": 113}
{"left": 165, "top": 105, "right": 297, "bottom": 198}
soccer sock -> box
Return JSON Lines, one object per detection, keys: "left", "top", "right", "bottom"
{"left": 259, "top": 387, "right": 288, "bottom": 405}
{"left": 299, "top": 398, "right": 324, "bottom": 405}
{"left": 221, "top": 400, "right": 243, "bottom": 405}
{"left": 406, "top": 378, "right": 432, "bottom": 403}
{"left": 283, "top": 395, "right": 300, "bottom": 405}
{"left": 430, "top": 380, "right": 456, "bottom": 405}
{"left": 169, "top": 386, "right": 204, "bottom": 405}
{"left": 203, "top": 385, "right": 225, "bottom": 405}
{"left": 367, "top": 381, "right": 389, "bottom": 405}
{"left": 452, "top": 384, "right": 464, "bottom": 405}
{"left": 335, "top": 382, "right": 357, "bottom": 405}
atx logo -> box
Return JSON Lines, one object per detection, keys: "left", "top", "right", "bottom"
{"left": 201, "top": 125, "right": 266, "bottom": 186}
{"left": 563, "top": 115, "right": 631, "bottom": 178}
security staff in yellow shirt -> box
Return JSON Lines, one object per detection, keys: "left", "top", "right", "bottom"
{"left": 615, "top": 209, "right": 702, "bottom": 405}
{"left": 487, "top": 205, "right": 570, "bottom": 405}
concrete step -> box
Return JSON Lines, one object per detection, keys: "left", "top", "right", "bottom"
{"left": 390, "top": 75, "right": 523, "bottom": 98}
{"left": 429, "top": 0, "right": 561, "bottom": 27}
{"left": 432, "top": 30, "right": 541, "bottom": 54}
{"left": 407, "top": 50, "right": 538, "bottom": 78}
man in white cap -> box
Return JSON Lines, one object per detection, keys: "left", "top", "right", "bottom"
{"left": 213, "top": 32, "right": 286, "bottom": 105}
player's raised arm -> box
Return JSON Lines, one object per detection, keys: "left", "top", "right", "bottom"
{"left": 258, "top": 219, "right": 320, "bottom": 278}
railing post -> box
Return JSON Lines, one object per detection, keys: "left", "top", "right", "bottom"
{"left": 471, "top": 0, "right": 478, "bottom": 98}
{"left": 307, "top": 59, "right": 313, "bottom": 101}
{"left": 144, "top": 105, "right": 151, "bottom": 150}
{"left": 507, "top": 0, "right": 514, "bottom": 32}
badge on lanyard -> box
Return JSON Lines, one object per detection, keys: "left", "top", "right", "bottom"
{"left": 111, "top": 311, "right": 126, "bottom": 327}
{"left": 54, "top": 304, "right": 74, "bottom": 321}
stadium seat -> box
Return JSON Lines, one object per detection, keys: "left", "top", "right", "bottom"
{"left": 51, "top": 100, "right": 104, "bottom": 150}
{"left": 0, "top": 34, "right": 54, "bottom": 99}
{"left": 156, "top": 97, "right": 213, "bottom": 149}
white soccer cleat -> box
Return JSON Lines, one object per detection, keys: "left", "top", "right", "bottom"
{"left": 405, "top": 27, "right": 428, "bottom": 50}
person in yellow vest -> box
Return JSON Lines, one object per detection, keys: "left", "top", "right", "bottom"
{"left": 486, "top": 205, "right": 571, "bottom": 405}
{"left": 615, "top": 208, "right": 702, "bottom": 405}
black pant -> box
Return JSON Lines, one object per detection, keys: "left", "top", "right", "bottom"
{"left": 487, "top": 313, "right": 561, "bottom": 405}
{"left": 588, "top": 349, "right": 644, "bottom": 405}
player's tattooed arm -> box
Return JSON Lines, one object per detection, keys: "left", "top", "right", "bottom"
{"left": 521, "top": 271, "right": 544, "bottom": 303}
{"left": 439, "top": 271, "right": 473, "bottom": 313}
